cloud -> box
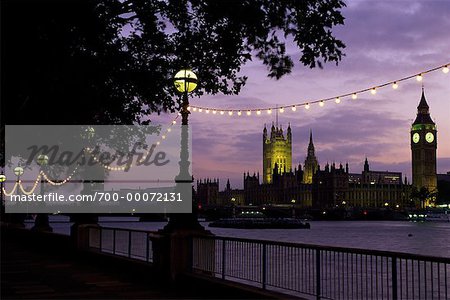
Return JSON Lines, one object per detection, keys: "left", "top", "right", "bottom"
{"left": 184, "top": 0, "right": 450, "bottom": 190}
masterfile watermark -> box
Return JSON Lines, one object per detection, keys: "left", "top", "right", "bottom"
{"left": 4, "top": 125, "right": 192, "bottom": 213}
{"left": 25, "top": 142, "right": 170, "bottom": 172}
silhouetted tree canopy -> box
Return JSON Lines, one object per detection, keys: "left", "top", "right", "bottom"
{"left": 410, "top": 186, "right": 437, "bottom": 209}
{"left": 1, "top": 0, "right": 345, "bottom": 128}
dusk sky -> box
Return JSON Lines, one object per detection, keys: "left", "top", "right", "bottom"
{"left": 152, "top": 0, "right": 450, "bottom": 189}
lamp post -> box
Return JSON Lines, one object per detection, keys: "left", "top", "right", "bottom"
{"left": 162, "top": 69, "right": 203, "bottom": 232}
{"left": 291, "top": 199, "right": 296, "bottom": 218}
{"left": 231, "top": 197, "right": 236, "bottom": 218}
{"left": 0, "top": 174, "right": 6, "bottom": 215}
{"left": 12, "top": 166, "right": 25, "bottom": 226}
{"left": 32, "top": 154, "right": 52, "bottom": 232}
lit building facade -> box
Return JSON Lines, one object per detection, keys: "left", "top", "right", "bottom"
{"left": 263, "top": 123, "right": 292, "bottom": 184}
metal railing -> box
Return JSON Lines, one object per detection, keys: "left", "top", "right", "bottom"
{"left": 88, "top": 226, "right": 156, "bottom": 263}
{"left": 192, "top": 235, "right": 450, "bottom": 300}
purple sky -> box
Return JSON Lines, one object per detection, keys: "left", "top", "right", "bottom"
{"left": 153, "top": 0, "right": 450, "bottom": 189}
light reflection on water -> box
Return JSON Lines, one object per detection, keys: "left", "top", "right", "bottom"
{"left": 26, "top": 216, "right": 450, "bottom": 257}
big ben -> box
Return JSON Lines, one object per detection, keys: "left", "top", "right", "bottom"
{"left": 411, "top": 88, "right": 437, "bottom": 193}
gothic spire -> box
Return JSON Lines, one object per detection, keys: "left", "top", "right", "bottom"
{"left": 413, "top": 88, "right": 435, "bottom": 125}
{"left": 307, "top": 129, "right": 315, "bottom": 156}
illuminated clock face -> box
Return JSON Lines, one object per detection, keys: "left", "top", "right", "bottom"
{"left": 412, "top": 133, "right": 420, "bottom": 143}
{"left": 425, "top": 132, "right": 434, "bottom": 143}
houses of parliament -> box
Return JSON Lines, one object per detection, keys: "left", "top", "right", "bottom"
{"left": 196, "top": 90, "right": 441, "bottom": 209}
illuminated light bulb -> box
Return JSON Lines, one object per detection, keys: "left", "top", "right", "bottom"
{"left": 205, "top": 109, "right": 210, "bottom": 114}
{"left": 319, "top": 101, "right": 325, "bottom": 107}
{"left": 162, "top": 135, "right": 166, "bottom": 139}
{"left": 178, "top": 112, "right": 182, "bottom": 116}
{"left": 256, "top": 110, "right": 261, "bottom": 115}
{"left": 237, "top": 111, "right": 242, "bottom": 116}
{"left": 187, "top": 106, "right": 191, "bottom": 111}
{"left": 291, "top": 106, "right": 297, "bottom": 112}
{"left": 198, "top": 108, "right": 203, "bottom": 113}
{"left": 443, "top": 65, "right": 449, "bottom": 74}
{"left": 167, "top": 128, "right": 171, "bottom": 132}
{"left": 267, "top": 109, "right": 272, "bottom": 114}
{"left": 246, "top": 110, "right": 251, "bottom": 116}
{"left": 392, "top": 82, "right": 399, "bottom": 89}
{"left": 156, "top": 141, "right": 160, "bottom": 145}
{"left": 192, "top": 107, "right": 197, "bottom": 112}
{"left": 279, "top": 108, "right": 284, "bottom": 113}
{"left": 212, "top": 110, "right": 217, "bottom": 115}
{"left": 172, "top": 120, "right": 176, "bottom": 124}
{"left": 305, "top": 103, "right": 310, "bottom": 110}
{"left": 335, "top": 97, "right": 341, "bottom": 104}
{"left": 228, "top": 111, "right": 233, "bottom": 116}
{"left": 220, "top": 111, "right": 224, "bottom": 115}
{"left": 352, "top": 93, "right": 358, "bottom": 100}
{"left": 416, "top": 74, "right": 423, "bottom": 82}
{"left": 370, "top": 88, "right": 377, "bottom": 95}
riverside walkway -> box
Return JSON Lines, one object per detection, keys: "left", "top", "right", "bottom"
{"left": 2, "top": 235, "right": 187, "bottom": 299}
{"left": 2, "top": 224, "right": 449, "bottom": 299}
{"left": 1, "top": 226, "right": 286, "bottom": 299}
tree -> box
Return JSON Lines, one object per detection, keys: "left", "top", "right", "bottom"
{"left": 1, "top": 0, "right": 346, "bottom": 165}
{"left": 410, "top": 187, "right": 437, "bottom": 209}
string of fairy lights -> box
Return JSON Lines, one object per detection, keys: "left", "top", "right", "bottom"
{"left": 186, "top": 63, "right": 449, "bottom": 115}
{"left": 1, "top": 115, "right": 180, "bottom": 195}
{"left": 1, "top": 63, "right": 449, "bottom": 195}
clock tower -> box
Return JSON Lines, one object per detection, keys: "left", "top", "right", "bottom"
{"left": 411, "top": 88, "right": 437, "bottom": 194}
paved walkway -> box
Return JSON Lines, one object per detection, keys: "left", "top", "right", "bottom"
{"left": 1, "top": 239, "right": 184, "bottom": 299}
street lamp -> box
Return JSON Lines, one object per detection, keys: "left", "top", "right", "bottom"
{"left": 32, "top": 154, "right": 52, "bottom": 232}
{"left": 14, "top": 166, "right": 24, "bottom": 178}
{"left": 162, "top": 69, "right": 203, "bottom": 232}
{"left": 291, "top": 199, "right": 296, "bottom": 218}
{"left": 0, "top": 174, "right": 6, "bottom": 215}
{"left": 11, "top": 166, "right": 25, "bottom": 226}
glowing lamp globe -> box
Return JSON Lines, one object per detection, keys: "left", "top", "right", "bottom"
{"left": 14, "top": 166, "right": 24, "bottom": 177}
{"left": 37, "top": 154, "right": 49, "bottom": 166}
{"left": 174, "top": 69, "right": 198, "bottom": 93}
{"left": 0, "top": 174, "right": 6, "bottom": 183}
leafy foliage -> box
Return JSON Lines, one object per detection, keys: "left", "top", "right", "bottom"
{"left": 1, "top": 0, "right": 346, "bottom": 127}
{"left": 410, "top": 186, "right": 437, "bottom": 209}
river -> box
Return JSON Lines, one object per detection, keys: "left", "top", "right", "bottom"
{"left": 25, "top": 216, "right": 450, "bottom": 258}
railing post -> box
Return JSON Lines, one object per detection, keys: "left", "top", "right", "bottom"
{"left": 99, "top": 227, "right": 103, "bottom": 252}
{"left": 222, "top": 238, "right": 226, "bottom": 279}
{"left": 113, "top": 229, "right": 116, "bottom": 254}
{"left": 128, "top": 230, "right": 132, "bottom": 258}
{"left": 316, "top": 249, "right": 321, "bottom": 300}
{"left": 392, "top": 256, "right": 398, "bottom": 300}
{"left": 146, "top": 233, "right": 150, "bottom": 262}
{"left": 262, "top": 242, "right": 267, "bottom": 290}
